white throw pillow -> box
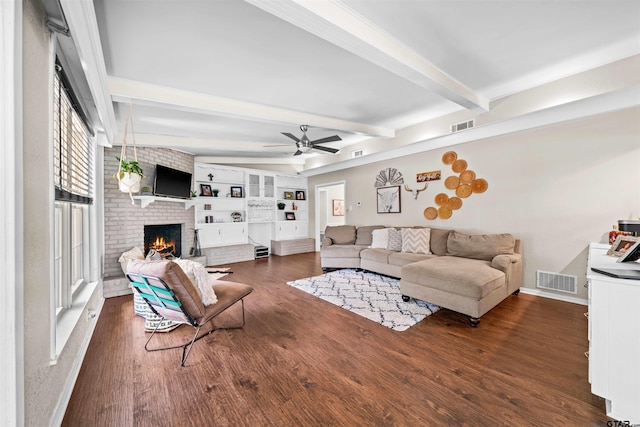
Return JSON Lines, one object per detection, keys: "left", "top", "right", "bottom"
{"left": 401, "top": 228, "right": 432, "bottom": 254}
{"left": 118, "top": 246, "right": 145, "bottom": 275}
{"left": 387, "top": 228, "right": 402, "bottom": 252}
{"left": 371, "top": 228, "right": 390, "bottom": 249}
{"left": 173, "top": 259, "right": 218, "bottom": 306}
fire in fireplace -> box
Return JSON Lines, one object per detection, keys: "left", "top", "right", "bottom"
{"left": 144, "top": 224, "right": 182, "bottom": 258}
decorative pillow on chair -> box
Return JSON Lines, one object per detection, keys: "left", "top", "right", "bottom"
{"left": 371, "top": 228, "right": 390, "bottom": 248}
{"left": 118, "top": 246, "right": 145, "bottom": 275}
{"left": 173, "top": 259, "right": 218, "bottom": 306}
{"left": 387, "top": 228, "right": 403, "bottom": 252}
{"left": 401, "top": 228, "right": 432, "bottom": 254}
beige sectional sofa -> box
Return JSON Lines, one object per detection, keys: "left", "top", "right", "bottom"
{"left": 320, "top": 225, "right": 522, "bottom": 326}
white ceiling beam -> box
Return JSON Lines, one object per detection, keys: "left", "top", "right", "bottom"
{"left": 245, "top": 0, "right": 490, "bottom": 113}
{"left": 108, "top": 77, "right": 395, "bottom": 138}
{"left": 195, "top": 156, "right": 307, "bottom": 166}
{"left": 59, "top": 0, "right": 117, "bottom": 143}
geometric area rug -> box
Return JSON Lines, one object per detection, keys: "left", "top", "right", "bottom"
{"left": 287, "top": 269, "right": 439, "bottom": 332}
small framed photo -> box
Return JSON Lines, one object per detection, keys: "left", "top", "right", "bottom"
{"left": 204, "top": 204, "right": 211, "bottom": 210}
{"left": 295, "top": 190, "right": 306, "bottom": 200}
{"left": 285, "top": 212, "right": 296, "bottom": 220}
{"left": 284, "top": 191, "right": 294, "bottom": 200}
{"left": 333, "top": 199, "right": 344, "bottom": 216}
{"left": 200, "top": 184, "right": 212, "bottom": 197}
{"left": 608, "top": 235, "right": 639, "bottom": 257}
{"left": 377, "top": 186, "right": 401, "bottom": 213}
{"left": 230, "top": 186, "right": 243, "bottom": 198}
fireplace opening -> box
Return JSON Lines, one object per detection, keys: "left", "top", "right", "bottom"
{"left": 144, "top": 224, "right": 182, "bottom": 258}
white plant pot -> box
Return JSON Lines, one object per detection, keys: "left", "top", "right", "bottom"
{"left": 118, "top": 172, "right": 142, "bottom": 193}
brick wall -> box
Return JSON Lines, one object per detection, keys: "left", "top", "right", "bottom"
{"left": 104, "top": 147, "right": 195, "bottom": 278}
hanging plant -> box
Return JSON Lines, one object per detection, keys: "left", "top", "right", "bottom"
{"left": 115, "top": 104, "right": 143, "bottom": 204}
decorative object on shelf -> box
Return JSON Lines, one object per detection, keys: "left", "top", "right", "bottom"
{"left": 423, "top": 151, "right": 489, "bottom": 221}
{"left": 230, "top": 212, "right": 242, "bottom": 222}
{"left": 374, "top": 167, "right": 404, "bottom": 187}
{"left": 285, "top": 212, "right": 296, "bottom": 220}
{"left": 404, "top": 183, "right": 427, "bottom": 199}
{"left": 416, "top": 170, "right": 441, "bottom": 182}
{"left": 207, "top": 173, "right": 214, "bottom": 181}
{"left": 377, "top": 186, "right": 401, "bottom": 213}
{"left": 333, "top": 199, "right": 344, "bottom": 216}
{"left": 284, "top": 191, "right": 294, "bottom": 200}
{"left": 277, "top": 202, "right": 286, "bottom": 210}
{"left": 609, "top": 225, "right": 620, "bottom": 244}
{"left": 200, "top": 184, "right": 212, "bottom": 196}
{"left": 295, "top": 190, "right": 305, "bottom": 200}
{"left": 141, "top": 186, "right": 152, "bottom": 195}
{"left": 190, "top": 190, "right": 197, "bottom": 198}
{"left": 204, "top": 204, "right": 211, "bottom": 210}
{"left": 230, "top": 186, "right": 243, "bottom": 198}
{"left": 212, "top": 189, "right": 219, "bottom": 197}
{"left": 607, "top": 235, "right": 639, "bottom": 257}
{"left": 291, "top": 202, "right": 298, "bottom": 210}
{"left": 115, "top": 104, "right": 143, "bottom": 204}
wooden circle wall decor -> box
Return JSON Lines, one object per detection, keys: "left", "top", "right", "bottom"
{"left": 422, "top": 150, "right": 490, "bottom": 221}
{"left": 444, "top": 176, "right": 459, "bottom": 190}
{"left": 423, "top": 207, "right": 437, "bottom": 220}
{"left": 459, "top": 169, "right": 476, "bottom": 184}
{"left": 447, "top": 197, "right": 462, "bottom": 210}
{"left": 442, "top": 151, "right": 457, "bottom": 165}
{"left": 451, "top": 159, "right": 468, "bottom": 173}
{"left": 434, "top": 193, "right": 449, "bottom": 206}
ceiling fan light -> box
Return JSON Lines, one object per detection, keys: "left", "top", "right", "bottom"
{"left": 299, "top": 145, "right": 311, "bottom": 153}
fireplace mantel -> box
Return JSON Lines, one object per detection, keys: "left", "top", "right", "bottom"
{"left": 132, "top": 195, "right": 196, "bottom": 209}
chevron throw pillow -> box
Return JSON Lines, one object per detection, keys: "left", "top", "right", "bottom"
{"left": 401, "top": 228, "right": 431, "bottom": 254}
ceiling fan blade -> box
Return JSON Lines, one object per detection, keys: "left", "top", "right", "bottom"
{"left": 311, "top": 144, "right": 339, "bottom": 154}
{"left": 293, "top": 150, "right": 303, "bottom": 156}
{"left": 310, "top": 135, "right": 342, "bottom": 144}
{"left": 281, "top": 132, "right": 300, "bottom": 142}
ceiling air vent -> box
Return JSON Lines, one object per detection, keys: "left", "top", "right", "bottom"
{"left": 351, "top": 148, "right": 364, "bottom": 158}
{"left": 450, "top": 119, "right": 474, "bottom": 133}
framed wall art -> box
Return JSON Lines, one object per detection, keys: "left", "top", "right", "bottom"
{"left": 377, "top": 186, "right": 401, "bottom": 213}
{"left": 230, "top": 186, "right": 243, "bottom": 198}
{"left": 200, "top": 184, "right": 212, "bottom": 197}
{"left": 333, "top": 199, "right": 344, "bottom": 216}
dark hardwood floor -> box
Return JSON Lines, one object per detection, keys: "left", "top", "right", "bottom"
{"left": 62, "top": 252, "right": 609, "bottom": 426}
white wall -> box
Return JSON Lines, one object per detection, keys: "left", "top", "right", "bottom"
{"left": 309, "top": 107, "right": 640, "bottom": 301}
{"left": 22, "top": 1, "right": 103, "bottom": 425}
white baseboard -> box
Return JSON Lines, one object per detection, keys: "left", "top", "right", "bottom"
{"left": 519, "top": 287, "right": 587, "bottom": 306}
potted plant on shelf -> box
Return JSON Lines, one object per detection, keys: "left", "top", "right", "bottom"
{"left": 141, "top": 186, "right": 153, "bottom": 196}
{"left": 277, "top": 202, "right": 286, "bottom": 210}
{"left": 212, "top": 189, "right": 219, "bottom": 197}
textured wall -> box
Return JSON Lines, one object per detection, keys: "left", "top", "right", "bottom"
{"left": 103, "top": 146, "right": 195, "bottom": 278}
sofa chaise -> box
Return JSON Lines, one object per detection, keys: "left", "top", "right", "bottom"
{"left": 321, "top": 225, "right": 522, "bottom": 326}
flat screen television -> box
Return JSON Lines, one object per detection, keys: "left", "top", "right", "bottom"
{"left": 153, "top": 165, "right": 192, "bottom": 199}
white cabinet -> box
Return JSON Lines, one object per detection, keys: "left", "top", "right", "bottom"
{"left": 247, "top": 172, "right": 275, "bottom": 199}
{"left": 275, "top": 221, "right": 308, "bottom": 240}
{"left": 587, "top": 243, "right": 640, "bottom": 424}
{"left": 198, "top": 223, "right": 247, "bottom": 247}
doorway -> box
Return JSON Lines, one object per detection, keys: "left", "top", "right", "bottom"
{"left": 314, "top": 181, "right": 345, "bottom": 251}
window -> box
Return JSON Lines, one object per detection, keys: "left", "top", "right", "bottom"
{"left": 52, "top": 62, "right": 94, "bottom": 319}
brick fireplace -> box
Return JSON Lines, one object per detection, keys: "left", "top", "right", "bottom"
{"left": 103, "top": 147, "right": 195, "bottom": 291}
{"left": 144, "top": 224, "right": 183, "bottom": 258}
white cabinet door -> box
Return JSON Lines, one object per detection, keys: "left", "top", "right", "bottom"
{"left": 199, "top": 225, "right": 223, "bottom": 247}
{"left": 276, "top": 222, "right": 294, "bottom": 240}
{"left": 293, "top": 221, "right": 308, "bottom": 238}
{"left": 222, "top": 223, "right": 247, "bottom": 245}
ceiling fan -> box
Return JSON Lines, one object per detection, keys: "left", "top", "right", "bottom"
{"left": 281, "top": 125, "right": 341, "bottom": 156}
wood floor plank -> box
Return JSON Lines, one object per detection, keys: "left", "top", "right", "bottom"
{"left": 62, "top": 253, "right": 610, "bottom": 426}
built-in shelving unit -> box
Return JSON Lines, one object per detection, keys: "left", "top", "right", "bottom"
{"left": 192, "top": 163, "right": 309, "bottom": 249}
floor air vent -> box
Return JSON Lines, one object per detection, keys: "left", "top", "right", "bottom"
{"left": 536, "top": 270, "right": 577, "bottom": 294}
